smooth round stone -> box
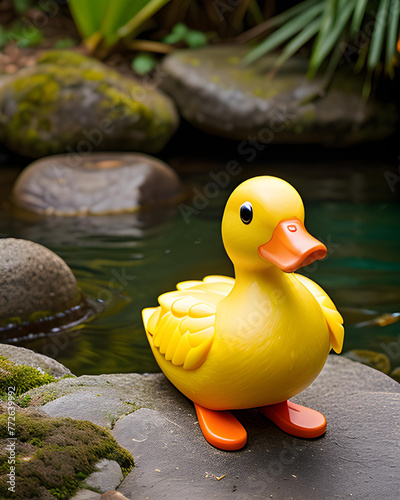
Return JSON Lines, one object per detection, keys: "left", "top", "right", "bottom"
{"left": 12, "top": 152, "right": 183, "bottom": 216}
{"left": 0, "top": 50, "right": 179, "bottom": 158}
{"left": 0, "top": 238, "right": 81, "bottom": 321}
{"left": 161, "top": 46, "right": 397, "bottom": 145}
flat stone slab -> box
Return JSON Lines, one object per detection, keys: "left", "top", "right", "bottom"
{"left": 30, "top": 357, "right": 399, "bottom": 499}
{"left": 33, "top": 372, "right": 164, "bottom": 427}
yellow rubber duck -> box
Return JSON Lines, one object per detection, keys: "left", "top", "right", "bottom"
{"left": 143, "top": 176, "right": 344, "bottom": 450}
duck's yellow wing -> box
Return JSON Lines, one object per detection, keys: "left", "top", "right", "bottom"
{"left": 294, "top": 274, "right": 344, "bottom": 354}
{"left": 143, "top": 276, "right": 234, "bottom": 370}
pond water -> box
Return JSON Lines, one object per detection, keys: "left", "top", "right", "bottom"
{"left": 0, "top": 150, "right": 399, "bottom": 376}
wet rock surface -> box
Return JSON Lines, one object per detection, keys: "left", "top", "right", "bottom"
{"left": 0, "top": 50, "right": 179, "bottom": 158}
{"left": 0, "top": 344, "right": 72, "bottom": 378}
{"left": 12, "top": 152, "right": 183, "bottom": 216}
{"left": 344, "top": 348, "right": 392, "bottom": 374}
{"left": 0, "top": 238, "right": 81, "bottom": 322}
{"left": 161, "top": 46, "right": 397, "bottom": 145}
{"left": 25, "top": 356, "right": 399, "bottom": 500}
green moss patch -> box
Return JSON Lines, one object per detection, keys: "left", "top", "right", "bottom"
{"left": 0, "top": 411, "right": 134, "bottom": 499}
{"left": 0, "top": 357, "right": 55, "bottom": 397}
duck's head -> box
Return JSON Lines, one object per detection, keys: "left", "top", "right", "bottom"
{"left": 221, "top": 176, "right": 327, "bottom": 273}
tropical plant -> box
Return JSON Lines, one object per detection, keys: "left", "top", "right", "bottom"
{"left": 68, "top": 0, "right": 170, "bottom": 54}
{"left": 243, "top": 0, "right": 400, "bottom": 89}
{"left": 67, "top": 0, "right": 267, "bottom": 57}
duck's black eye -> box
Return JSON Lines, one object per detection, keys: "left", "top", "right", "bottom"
{"left": 240, "top": 202, "right": 253, "bottom": 225}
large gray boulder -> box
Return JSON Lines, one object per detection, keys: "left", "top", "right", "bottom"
{"left": 25, "top": 356, "right": 400, "bottom": 500}
{"left": 12, "top": 152, "right": 183, "bottom": 216}
{"left": 161, "top": 46, "right": 397, "bottom": 145}
{"left": 0, "top": 50, "right": 179, "bottom": 158}
{"left": 0, "top": 238, "right": 81, "bottom": 323}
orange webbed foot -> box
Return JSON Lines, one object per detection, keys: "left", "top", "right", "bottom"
{"left": 194, "top": 403, "right": 247, "bottom": 450}
{"left": 259, "top": 400, "right": 326, "bottom": 439}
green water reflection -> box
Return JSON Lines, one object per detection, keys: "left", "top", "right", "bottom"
{"left": 1, "top": 164, "right": 399, "bottom": 376}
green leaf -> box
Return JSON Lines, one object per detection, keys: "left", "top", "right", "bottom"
{"left": 308, "top": 0, "right": 356, "bottom": 77}
{"left": 162, "top": 22, "right": 189, "bottom": 44}
{"left": 6, "top": 21, "right": 44, "bottom": 48}
{"left": 172, "top": 22, "right": 189, "bottom": 38}
{"left": 245, "top": 1, "right": 325, "bottom": 64}
{"left": 350, "top": 0, "right": 368, "bottom": 37}
{"left": 16, "top": 27, "right": 43, "bottom": 48}
{"left": 68, "top": 0, "right": 172, "bottom": 51}
{"left": 385, "top": 0, "right": 400, "bottom": 73}
{"left": 275, "top": 17, "right": 321, "bottom": 67}
{"left": 102, "top": 0, "right": 150, "bottom": 45}
{"left": 368, "top": 0, "right": 390, "bottom": 70}
{"left": 68, "top": 0, "right": 110, "bottom": 39}
{"left": 185, "top": 30, "right": 207, "bottom": 48}
{"left": 266, "top": 0, "right": 321, "bottom": 29}
{"left": 117, "top": 0, "right": 172, "bottom": 40}
{"left": 131, "top": 52, "right": 157, "bottom": 75}
{"left": 314, "top": 0, "right": 337, "bottom": 47}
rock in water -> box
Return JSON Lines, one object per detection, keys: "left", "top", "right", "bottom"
{"left": 0, "top": 50, "right": 179, "bottom": 158}
{"left": 344, "top": 349, "right": 391, "bottom": 374}
{"left": 0, "top": 238, "right": 81, "bottom": 322}
{"left": 0, "top": 344, "right": 72, "bottom": 378}
{"left": 12, "top": 152, "right": 183, "bottom": 215}
{"left": 160, "top": 46, "right": 397, "bottom": 145}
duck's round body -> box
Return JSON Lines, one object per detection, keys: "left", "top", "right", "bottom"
{"left": 145, "top": 271, "right": 331, "bottom": 410}
{"left": 143, "top": 176, "right": 344, "bottom": 449}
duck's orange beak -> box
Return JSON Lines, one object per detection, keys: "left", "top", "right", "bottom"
{"left": 258, "top": 218, "right": 327, "bottom": 273}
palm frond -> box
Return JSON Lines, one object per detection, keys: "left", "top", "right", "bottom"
{"left": 243, "top": 0, "right": 400, "bottom": 87}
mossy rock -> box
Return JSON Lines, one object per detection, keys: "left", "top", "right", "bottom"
{"left": 160, "top": 46, "right": 397, "bottom": 145}
{"left": 0, "top": 408, "right": 134, "bottom": 499}
{"left": 0, "top": 50, "right": 179, "bottom": 158}
{"left": 0, "top": 356, "right": 56, "bottom": 396}
{"left": 0, "top": 345, "right": 72, "bottom": 379}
